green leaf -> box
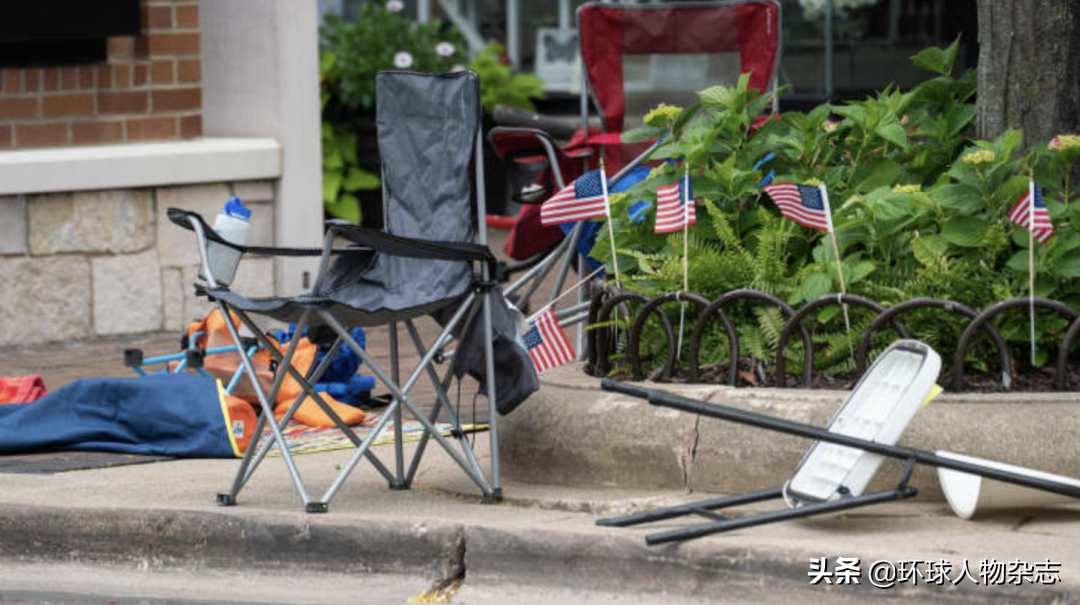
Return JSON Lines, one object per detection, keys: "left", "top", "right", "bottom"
{"left": 946, "top": 104, "right": 976, "bottom": 136}
{"left": 698, "top": 85, "right": 735, "bottom": 108}
{"left": 941, "top": 216, "right": 989, "bottom": 247}
{"left": 325, "top": 193, "right": 362, "bottom": 224}
{"left": 622, "top": 127, "right": 662, "bottom": 144}
{"left": 874, "top": 118, "right": 908, "bottom": 150}
{"left": 342, "top": 166, "right": 380, "bottom": 192}
{"left": 912, "top": 235, "right": 947, "bottom": 267}
{"left": 853, "top": 160, "right": 900, "bottom": 193}
{"left": 932, "top": 183, "right": 983, "bottom": 214}
{"left": 322, "top": 169, "right": 343, "bottom": 203}
{"left": 869, "top": 194, "right": 909, "bottom": 223}
{"left": 319, "top": 51, "right": 337, "bottom": 77}
{"left": 833, "top": 105, "right": 868, "bottom": 130}
{"left": 1070, "top": 204, "right": 1080, "bottom": 232}
{"left": 1054, "top": 251, "right": 1080, "bottom": 278}
{"left": 1006, "top": 250, "right": 1030, "bottom": 273}
{"left": 910, "top": 36, "right": 960, "bottom": 77}
{"left": 800, "top": 271, "right": 833, "bottom": 302}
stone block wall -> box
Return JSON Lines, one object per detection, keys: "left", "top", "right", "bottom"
{"left": 0, "top": 180, "right": 277, "bottom": 348}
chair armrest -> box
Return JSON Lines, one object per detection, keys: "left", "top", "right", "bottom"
{"left": 328, "top": 223, "right": 496, "bottom": 275}
{"left": 167, "top": 208, "right": 364, "bottom": 257}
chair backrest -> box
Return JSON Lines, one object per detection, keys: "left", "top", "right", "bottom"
{"left": 578, "top": 0, "right": 782, "bottom": 135}
{"left": 783, "top": 340, "right": 941, "bottom": 507}
{"left": 375, "top": 70, "right": 482, "bottom": 243}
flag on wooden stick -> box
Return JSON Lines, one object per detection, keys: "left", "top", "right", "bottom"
{"left": 524, "top": 308, "right": 575, "bottom": 373}
{"left": 654, "top": 179, "right": 696, "bottom": 234}
{"left": 1008, "top": 180, "right": 1055, "bottom": 243}
{"left": 762, "top": 182, "right": 833, "bottom": 232}
{"left": 540, "top": 170, "right": 610, "bottom": 226}
{"left": 764, "top": 181, "right": 855, "bottom": 357}
{"left": 1010, "top": 177, "right": 1055, "bottom": 365}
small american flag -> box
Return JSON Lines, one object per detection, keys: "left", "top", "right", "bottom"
{"left": 654, "top": 177, "right": 696, "bottom": 234}
{"left": 540, "top": 170, "right": 609, "bottom": 226}
{"left": 762, "top": 182, "right": 833, "bottom": 232}
{"left": 1008, "top": 180, "right": 1054, "bottom": 244}
{"left": 523, "top": 308, "right": 574, "bottom": 373}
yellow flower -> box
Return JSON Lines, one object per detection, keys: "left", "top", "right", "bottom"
{"left": 805, "top": 177, "right": 824, "bottom": 186}
{"left": 1049, "top": 134, "right": 1080, "bottom": 151}
{"left": 643, "top": 103, "right": 683, "bottom": 129}
{"left": 646, "top": 165, "right": 669, "bottom": 181}
{"left": 961, "top": 149, "right": 995, "bottom": 166}
{"left": 891, "top": 184, "right": 921, "bottom": 193}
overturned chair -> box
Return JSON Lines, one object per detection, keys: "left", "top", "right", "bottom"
{"left": 168, "top": 70, "right": 534, "bottom": 512}
{"left": 600, "top": 340, "right": 1080, "bottom": 544}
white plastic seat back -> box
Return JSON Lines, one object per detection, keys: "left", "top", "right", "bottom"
{"left": 783, "top": 340, "right": 941, "bottom": 507}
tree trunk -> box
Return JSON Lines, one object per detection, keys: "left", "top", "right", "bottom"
{"left": 976, "top": 0, "right": 1080, "bottom": 146}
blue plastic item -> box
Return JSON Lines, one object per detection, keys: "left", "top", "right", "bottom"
{"left": 272, "top": 324, "right": 374, "bottom": 405}
{"left": 224, "top": 196, "right": 252, "bottom": 220}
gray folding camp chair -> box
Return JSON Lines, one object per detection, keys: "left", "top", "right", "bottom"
{"left": 168, "top": 70, "right": 531, "bottom": 512}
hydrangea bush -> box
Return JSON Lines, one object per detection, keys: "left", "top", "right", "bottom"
{"left": 592, "top": 38, "right": 1080, "bottom": 383}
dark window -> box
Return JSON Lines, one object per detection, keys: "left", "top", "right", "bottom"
{"left": 0, "top": 0, "right": 141, "bottom": 68}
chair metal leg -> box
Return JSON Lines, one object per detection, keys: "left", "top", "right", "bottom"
{"left": 318, "top": 308, "right": 494, "bottom": 499}
{"left": 216, "top": 410, "right": 268, "bottom": 506}
{"left": 234, "top": 338, "right": 343, "bottom": 491}
{"left": 597, "top": 487, "right": 784, "bottom": 528}
{"left": 645, "top": 486, "right": 918, "bottom": 546}
{"left": 314, "top": 398, "right": 402, "bottom": 510}
{"left": 389, "top": 322, "right": 406, "bottom": 488}
{"left": 214, "top": 302, "right": 311, "bottom": 506}
{"left": 231, "top": 312, "right": 396, "bottom": 485}
{"left": 481, "top": 289, "right": 501, "bottom": 498}
{"left": 402, "top": 319, "right": 486, "bottom": 489}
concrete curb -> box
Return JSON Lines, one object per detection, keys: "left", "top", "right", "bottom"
{"left": 0, "top": 504, "right": 1076, "bottom": 604}
{"left": 0, "top": 504, "right": 461, "bottom": 578}
{"left": 501, "top": 365, "right": 1080, "bottom": 499}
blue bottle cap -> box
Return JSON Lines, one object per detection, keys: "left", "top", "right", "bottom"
{"left": 224, "top": 196, "right": 252, "bottom": 220}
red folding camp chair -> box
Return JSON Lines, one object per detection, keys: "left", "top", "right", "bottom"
{"left": 492, "top": 0, "right": 783, "bottom": 356}
{"left": 494, "top": 0, "right": 782, "bottom": 261}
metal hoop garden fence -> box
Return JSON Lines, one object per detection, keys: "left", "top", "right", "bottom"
{"left": 584, "top": 287, "right": 1080, "bottom": 392}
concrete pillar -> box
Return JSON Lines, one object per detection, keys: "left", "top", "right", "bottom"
{"left": 200, "top": 0, "right": 323, "bottom": 296}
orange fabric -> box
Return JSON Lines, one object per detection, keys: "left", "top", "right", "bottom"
{"left": 223, "top": 393, "right": 258, "bottom": 454}
{"left": 273, "top": 393, "right": 366, "bottom": 428}
{"left": 182, "top": 309, "right": 366, "bottom": 428}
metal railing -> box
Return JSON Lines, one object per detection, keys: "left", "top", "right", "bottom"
{"left": 585, "top": 287, "right": 1080, "bottom": 391}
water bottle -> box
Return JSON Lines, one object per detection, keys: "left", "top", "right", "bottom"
{"left": 204, "top": 196, "right": 251, "bottom": 286}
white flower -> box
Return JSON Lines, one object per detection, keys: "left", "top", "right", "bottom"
{"left": 394, "top": 51, "right": 414, "bottom": 69}
{"left": 385, "top": 0, "right": 404, "bottom": 12}
{"left": 435, "top": 41, "right": 455, "bottom": 57}
{"left": 451, "top": 64, "right": 466, "bottom": 73}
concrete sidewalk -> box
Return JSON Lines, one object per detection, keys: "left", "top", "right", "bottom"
{"left": 0, "top": 435, "right": 1077, "bottom": 604}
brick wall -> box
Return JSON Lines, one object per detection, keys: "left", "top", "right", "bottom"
{"left": 0, "top": 0, "right": 202, "bottom": 149}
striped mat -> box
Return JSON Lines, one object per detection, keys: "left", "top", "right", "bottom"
{"left": 262, "top": 415, "right": 488, "bottom": 457}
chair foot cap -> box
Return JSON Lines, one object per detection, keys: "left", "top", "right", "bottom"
{"left": 389, "top": 481, "right": 410, "bottom": 491}
{"left": 306, "top": 502, "right": 329, "bottom": 514}
{"left": 482, "top": 488, "right": 503, "bottom": 503}
{"left": 215, "top": 494, "right": 237, "bottom": 507}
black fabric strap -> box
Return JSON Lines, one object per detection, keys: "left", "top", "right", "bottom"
{"left": 330, "top": 223, "right": 497, "bottom": 273}
{"left": 166, "top": 208, "right": 360, "bottom": 257}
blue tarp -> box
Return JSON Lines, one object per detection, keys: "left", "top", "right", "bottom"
{"left": 0, "top": 373, "right": 239, "bottom": 458}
